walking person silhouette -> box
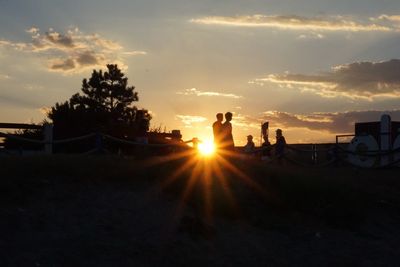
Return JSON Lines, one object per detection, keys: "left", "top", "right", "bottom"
{"left": 212, "top": 113, "right": 223, "bottom": 149}
{"left": 221, "top": 112, "right": 235, "bottom": 152}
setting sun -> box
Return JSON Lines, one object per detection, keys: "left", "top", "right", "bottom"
{"left": 198, "top": 140, "right": 215, "bottom": 156}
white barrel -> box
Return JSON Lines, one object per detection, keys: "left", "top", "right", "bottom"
{"left": 348, "top": 135, "right": 379, "bottom": 168}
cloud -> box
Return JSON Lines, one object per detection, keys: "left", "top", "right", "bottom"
{"left": 177, "top": 88, "right": 242, "bottom": 99}
{"left": 0, "top": 73, "right": 11, "bottom": 80}
{"left": 88, "top": 33, "right": 123, "bottom": 51}
{"left": 43, "top": 31, "right": 74, "bottom": 49}
{"left": 76, "top": 51, "right": 101, "bottom": 66}
{"left": 38, "top": 106, "right": 51, "bottom": 115}
{"left": 0, "top": 93, "right": 40, "bottom": 108}
{"left": 297, "top": 32, "right": 325, "bottom": 39}
{"left": 26, "top": 27, "right": 39, "bottom": 34}
{"left": 175, "top": 115, "right": 207, "bottom": 127}
{"left": 373, "top": 14, "right": 400, "bottom": 23}
{"left": 23, "top": 84, "right": 44, "bottom": 91}
{"left": 122, "top": 51, "right": 147, "bottom": 56}
{"left": 49, "top": 58, "right": 76, "bottom": 71}
{"left": 370, "top": 14, "right": 400, "bottom": 31}
{"left": 191, "top": 14, "right": 393, "bottom": 32}
{"left": 0, "top": 27, "right": 146, "bottom": 74}
{"left": 253, "top": 59, "right": 400, "bottom": 99}
{"left": 240, "top": 110, "right": 400, "bottom": 134}
{"left": 231, "top": 113, "right": 260, "bottom": 131}
{"left": 0, "top": 39, "right": 28, "bottom": 50}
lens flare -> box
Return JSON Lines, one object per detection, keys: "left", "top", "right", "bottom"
{"left": 198, "top": 140, "right": 215, "bottom": 156}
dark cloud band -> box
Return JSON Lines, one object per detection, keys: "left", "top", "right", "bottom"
{"left": 255, "top": 59, "right": 400, "bottom": 99}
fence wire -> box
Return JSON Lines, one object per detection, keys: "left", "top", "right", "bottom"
{"left": 1, "top": 131, "right": 399, "bottom": 168}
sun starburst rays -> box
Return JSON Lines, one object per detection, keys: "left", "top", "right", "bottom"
{"left": 151, "top": 147, "right": 265, "bottom": 222}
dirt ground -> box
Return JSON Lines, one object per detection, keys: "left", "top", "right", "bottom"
{"left": 1, "top": 155, "right": 400, "bottom": 266}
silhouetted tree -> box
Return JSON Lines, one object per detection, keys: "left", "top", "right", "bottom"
{"left": 48, "top": 64, "right": 151, "bottom": 139}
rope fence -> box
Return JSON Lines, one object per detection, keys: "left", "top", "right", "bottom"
{"left": 1, "top": 130, "right": 399, "bottom": 168}
{"left": 0, "top": 131, "right": 196, "bottom": 155}
{"left": 242, "top": 143, "right": 400, "bottom": 168}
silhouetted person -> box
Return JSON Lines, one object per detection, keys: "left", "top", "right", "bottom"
{"left": 275, "top": 128, "right": 286, "bottom": 163}
{"left": 192, "top": 137, "right": 199, "bottom": 149}
{"left": 261, "top": 134, "right": 272, "bottom": 160}
{"left": 212, "top": 113, "right": 223, "bottom": 148}
{"left": 221, "top": 112, "right": 235, "bottom": 151}
{"left": 244, "top": 135, "right": 255, "bottom": 153}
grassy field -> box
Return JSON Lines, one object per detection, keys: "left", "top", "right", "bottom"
{"left": 1, "top": 154, "right": 400, "bottom": 266}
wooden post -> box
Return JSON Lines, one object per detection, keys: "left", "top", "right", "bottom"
{"left": 380, "top": 114, "right": 391, "bottom": 166}
{"left": 192, "top": 138, "right": 199, "bottom": 150}
{"left": 95, "top": 132, "right": 102, "bottom": 152}
{"left": 44, "top": 124, "right": 53, "bottom": 155}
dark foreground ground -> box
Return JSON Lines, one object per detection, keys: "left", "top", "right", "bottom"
{"left": 1, "top": 154, "right": 400, "bottom": 266}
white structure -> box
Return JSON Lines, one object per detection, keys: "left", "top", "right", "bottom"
{"left": 348, "top": 114, "right": 399, "bottom": 168}
{"left": 348, "top": 135, "right": 379, "bottom": 168}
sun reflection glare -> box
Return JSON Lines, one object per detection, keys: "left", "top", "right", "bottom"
{"left": 198, "top": 140, "right": 215, "bottom": 156}
{"left": 144, "top": 140, "right": 266, "bottom": 225}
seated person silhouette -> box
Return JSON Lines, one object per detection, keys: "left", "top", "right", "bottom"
{"left": 261, "top": 134, "right": 272, "bottom": 160}
{"left": 244, "top": 135, "right": 255, "bottom": 153}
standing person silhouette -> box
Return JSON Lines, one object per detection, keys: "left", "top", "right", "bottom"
{"left": 221, "top": 112, "right": 235, "bottom": 151}
{"left": 212, "top": 113, "right": 223, "bottom": 149}
{"left": 261, "top": 133, "right": 272, "bottom": 160}
{"left": 275, "top": 128, "right": 286, "bottom": 164}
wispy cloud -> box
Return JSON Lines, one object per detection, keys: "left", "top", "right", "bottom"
{"left": 297, "top": 32, "right": 325, "bottom": 39}
{"left": 231, "top": 113, "right": 260, "bottom": 130}
{"left": 22, "top": 84, "right": 44, "bottom": 91}
{"left": 0, "top": 39, "right": 28, "bottom": 50}
{"left": 191, "top": 14, "right": 393, "bottom": 32}
{"left": 38, "top": 106, "right": 51, "bottom": 115}
{"left": 0, "top": 27, "right": 146, "bottom": 74}
{"left": 0, "top": 93, "right": 40, "bottom": 108}
{"left": 252, "top": 59, "right": 400, "bottom": 100}
{"left": 122, "top": 51, "right": 147, "bottom": 56}
{"left": 372, "top": 14, "right": 400, "bottom": 23}
{"left": 177, "top": 88, "right": 242, "bottom": 99}
{"left": 0, "top": 73, "right": 11, "bottom": 80}
{"left": 175, "top": 114, "right": 207, "bottom": 127}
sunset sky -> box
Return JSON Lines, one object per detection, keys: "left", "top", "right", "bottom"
{"left": 2, "top": 0, "right": 400, "bottom": 145}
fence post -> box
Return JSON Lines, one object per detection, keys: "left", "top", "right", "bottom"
{"left": 95, "top": 132, "right": 103, "bottom": 152}
{"left": 44, "top": 124, "right": 53, "bottom": 155}
{"left": 192, "top": 138, "right": 199, "bottom": 150}
{"left": 313, "top": 144, "right": 318, "bottom": 165}
{"left": 380, "top": 114, "right": 391, "bottom": 167}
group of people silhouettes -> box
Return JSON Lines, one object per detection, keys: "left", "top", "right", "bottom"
{"left": 212, "top": 112, "right": 286, "bottom": 161}
{"left": 212, "top": 112, "right": 235, "bottom": 151}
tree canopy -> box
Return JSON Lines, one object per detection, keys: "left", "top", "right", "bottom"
{"left": 48, "top": 64, "right": 151, "bottom": 138}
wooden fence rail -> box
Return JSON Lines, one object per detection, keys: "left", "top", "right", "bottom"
{"left": 0, "top": 123, "right": 53, "bottom": 154}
